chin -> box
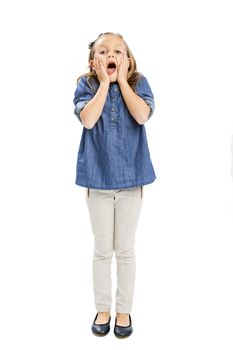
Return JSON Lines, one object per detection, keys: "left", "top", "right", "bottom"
{"left": 109, "top": 73, "right": 117, "bottom": 83}
{"left": 110, "top": 78, "right": 117, "bottom": 83}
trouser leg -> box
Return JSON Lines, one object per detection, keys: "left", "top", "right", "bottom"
{"left": 114, "top": 186, "right": 143, "bottom": 313}
{"left": 86, "top": 189, "right": 115, "bottom": 312}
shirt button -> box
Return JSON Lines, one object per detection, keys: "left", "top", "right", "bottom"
{"left": 112, "top": 108, "right": 115, "bottom": 111}
{"left": 114, "top": 88, "right": 117, "bottom": 92}
{"left": 112, "top": 117, "right": 116, "bottom": 122}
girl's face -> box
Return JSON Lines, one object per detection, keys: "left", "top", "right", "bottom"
{"left": 90, "top": 34, "right": 129, "bottom": 83}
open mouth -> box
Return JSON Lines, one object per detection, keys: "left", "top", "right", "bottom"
{"left": 107, "top": 62, "right": 116, "bottom": 75}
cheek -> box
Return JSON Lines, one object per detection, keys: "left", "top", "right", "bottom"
{"left": 94, "top": 55, "right": 106, "bottom": 64}
{"left": 101, "top": 56, "right": 107, "bottom": 65}
{"left": 116, "top": 56, "right": 122, "bottom": 66}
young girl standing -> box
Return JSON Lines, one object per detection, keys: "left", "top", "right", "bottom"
{"left": 73, "top": 32, "right": 156, "bottom": 338}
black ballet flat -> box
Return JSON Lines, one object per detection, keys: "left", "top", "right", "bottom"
{"left": 114, "top": 314, "right": 133, "bottom": 339}
{"left": 91, "top": 313, "right": 111, "bottom": 337}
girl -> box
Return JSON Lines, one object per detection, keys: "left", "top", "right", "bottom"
{"left": 73, "top": 32, "right": 156, "bottom": 338}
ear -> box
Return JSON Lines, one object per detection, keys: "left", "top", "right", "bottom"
{"left": 90, "top": 59, "right": 95, "bottom": 69}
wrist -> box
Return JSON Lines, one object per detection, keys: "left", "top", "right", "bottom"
{"left": 117, "top": 78, "right": 128, "bottom": 87}
{"left": 117, "top": 77, "right": 128, "bottom": 85}
{"left": 99, "top": 80, "right": 110, "bottom": 88}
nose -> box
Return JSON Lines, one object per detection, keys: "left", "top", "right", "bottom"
{"left": 108, "top": 52, "right": 115, "bottom": 58}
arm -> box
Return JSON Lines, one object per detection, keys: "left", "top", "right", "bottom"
{"left": 118, "top": 80, "right": 150, "bottom": 125}
{"left": 80, "top": 81, "right": 109, "bottom": 129}
{"left": 80, "top": 56, "right": 111, "bottom": 129}
{"left": 117, "top": 51, "right": 153, "bottom": 125}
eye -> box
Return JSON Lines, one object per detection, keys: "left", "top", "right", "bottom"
{"left": 115, "top": 50, "right": 122, "bottom": 54}
{"left": 99, "top": 50, "right": 106, "bottom": 54}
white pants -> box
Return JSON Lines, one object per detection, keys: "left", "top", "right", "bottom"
{"left": 85, "top": 186, "right": 143, "bottom": 313}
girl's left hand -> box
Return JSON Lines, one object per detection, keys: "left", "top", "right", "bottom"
{"left": 117, "top": 51, "right": 130, "bottom": 84}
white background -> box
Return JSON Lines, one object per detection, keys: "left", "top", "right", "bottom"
{"left": 0, "top": 0, "right": 233, "bottom": 349}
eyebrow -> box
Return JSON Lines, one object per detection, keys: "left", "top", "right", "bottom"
{"left": 96, "top": 44, "right": 125, "bottom": 50}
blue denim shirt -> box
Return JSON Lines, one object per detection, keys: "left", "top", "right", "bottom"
{"left": 73, "top": 75, "right": 156, "bottom": 189}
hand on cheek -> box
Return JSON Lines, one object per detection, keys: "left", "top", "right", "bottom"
{"left": 94, "top": 55, "right": 110, "bottom": 84}
{"left": 117, "top": 51, "right": 130, "bottom": 83}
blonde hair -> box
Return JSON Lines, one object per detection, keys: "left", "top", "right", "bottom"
{"left": 76, "top": 32, "right": 142, "bottom": 92}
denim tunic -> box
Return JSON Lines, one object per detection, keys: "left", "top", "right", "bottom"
{"left": 73, "top": 75, "right": 156, "bottom": 190}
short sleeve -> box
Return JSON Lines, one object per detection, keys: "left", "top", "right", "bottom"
{"left": 136, "top": 76, "right": 155, "bottom": 120}
{"left": 73, "top": 76, "right": 94, "bottom": 123}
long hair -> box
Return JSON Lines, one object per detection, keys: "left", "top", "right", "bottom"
{"left": 76, "top": 32, "right": 142, "bottom": 93}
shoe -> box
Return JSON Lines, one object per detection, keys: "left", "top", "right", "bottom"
{"left": 114, "top": 314, "right": 133, "bottom": 339}
{"left": 91, "top": 313, "right": 111, "bottom": 337}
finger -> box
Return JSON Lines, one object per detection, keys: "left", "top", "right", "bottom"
{"left": 94, "top": 56, "right": 99, "bottom": 70}
{"left": 119, "top": 54, "right": 123, "bottom": 66}
{"left": 124, "top": 52, "right": 129, "bottom": 68}
{"left": 99, "top": 56, "right": 106, "bottom": 69}
{"left": 99, "top": 58, "right": 105, "bottom": 70}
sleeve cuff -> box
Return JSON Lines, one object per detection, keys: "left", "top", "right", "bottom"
{"left": 74, "top": 101, "right": 89, "bottom": 123}
{"left": 144, "top": 99, "right": 155, "bottom": 119}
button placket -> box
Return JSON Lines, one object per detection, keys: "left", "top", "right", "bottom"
{"left": 109, "top": 85, "right": 118, "bottom": 126}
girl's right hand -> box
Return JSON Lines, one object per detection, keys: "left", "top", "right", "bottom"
{"left": 94, "top": 56, "right": 110, "bottom": 85}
